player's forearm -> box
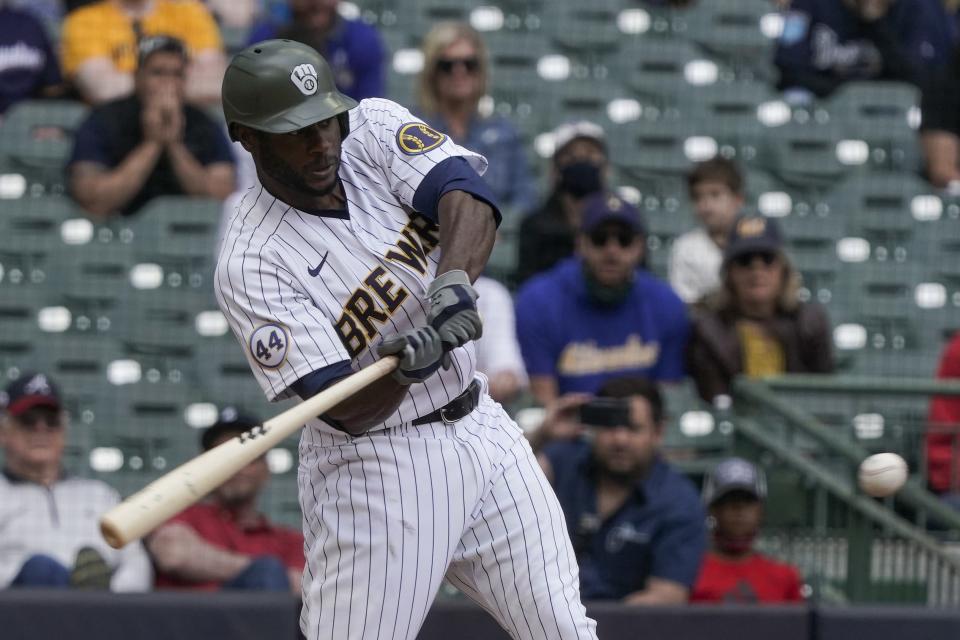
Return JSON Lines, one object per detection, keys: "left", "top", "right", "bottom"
{"left": 436, "top": 190, "right": 496, "bottom": 282}
{"left": 147, "top": 523, "right": 251, "bottom": 582}
{"left": 324, "top": 374, "right": 408, "bottom": 435}
{"left": 70, "top": 143, "right": 162, "bottom": 217}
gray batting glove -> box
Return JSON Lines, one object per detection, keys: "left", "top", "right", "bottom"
{"left": 426, "top": 270, "right": 482, "bottom": 350}
{"left": 377, "top": 326, "right": 450, "bottom": 385}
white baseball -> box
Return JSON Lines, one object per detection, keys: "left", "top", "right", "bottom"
{"left": 858, "top": 452, "right": 908, "bottom": 497}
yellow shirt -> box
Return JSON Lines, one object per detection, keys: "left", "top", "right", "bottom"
{"left": 61, "top": 0, "right": 222, "bottom": 77}
{"left": 737, "top": 320, "right": 785, "bottom": 378}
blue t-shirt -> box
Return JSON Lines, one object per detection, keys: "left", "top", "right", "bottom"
{"left": 248, "top": 18, "right": 385, "bottom": 101}
{"left": 422, "top": 113, "right": 537, "bottom": 218}
{"left": 515, "top": 257, "right": 689, "bottom": 394}
{"left": 0, "top": 7, "right": 61, "bottom": 115}
{"left": 543, "top": 440, "right": 706, "bottom": 600}
{"left": 775, "top": 0, "right": 955, "bottom": 96}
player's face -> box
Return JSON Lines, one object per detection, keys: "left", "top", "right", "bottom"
{"left": 210, "top": 434, "right": 270, "bottom": 506}
{"left": 592, "top": 397, "right": 662, "bottom": 481}
{"left": 254, "top": 118, "right": 343, "bottom": 197}
{"left": 711, "top": 493, "right": 763, "bottom": 542}
{"left": 577, "top": 221, "right": 644, "bottom": 287}
{"left": 434, "top": 38, "right": 483, "bottom": 105}
{"left": 691, "top": 181, "right": 743, "bottom": 237}
{"left": 728, "top": 252, "right": 785, "bottom": 311}
{"left": 0, "top": 407, "right": 66, "bottom": 469}
{"left": 136, "top": 52, "right": 187, "bottom": 103}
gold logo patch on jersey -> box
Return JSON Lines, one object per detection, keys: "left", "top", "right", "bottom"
{"left": 397, "top": 123, "right": 446, "bottom": 155}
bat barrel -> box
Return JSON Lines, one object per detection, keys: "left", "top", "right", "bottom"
{"left": 99, "top": 356, "right": 397, "bottom": 548}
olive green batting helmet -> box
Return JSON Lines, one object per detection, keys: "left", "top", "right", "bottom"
{"left": 222, "top": 39, "right": 358, "bottom": 141}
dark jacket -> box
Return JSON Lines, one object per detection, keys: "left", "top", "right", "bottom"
{"left": 687, "top": 297, "right": 834, "bottom": 402}
{"left": 515, "top": 192, "right": 576, "bottom": 287}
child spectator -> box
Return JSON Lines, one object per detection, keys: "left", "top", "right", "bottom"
{"left": 669, "top": 158, "right": 745, "bottom": 304}
{"left": 692, "top": 458, "right": 804, "bottom": 604}
{"left": 61, "top": 0, "right": 226, "bottom": 104}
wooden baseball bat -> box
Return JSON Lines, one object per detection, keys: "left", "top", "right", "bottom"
{"left": 100, "top": 356, "right": 398, "bottom": 549}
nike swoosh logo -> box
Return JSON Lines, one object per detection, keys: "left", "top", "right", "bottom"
{"left": 307, "top": 251, "right": 329, "bottom": 277}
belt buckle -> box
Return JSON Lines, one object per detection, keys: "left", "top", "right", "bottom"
{"left": 439, "top": 405, "right": 457, "bottom": 425}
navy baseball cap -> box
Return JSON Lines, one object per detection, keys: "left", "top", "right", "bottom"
{"left": 723, "top": 216, "right": 784, "bottom": 265}
{"left": 1, "top": 372, "right": 62, "bottom": 417}
{"left": 201, "top": 407, "right": 261, "bottom": 451}
{"left": 702, "top": 457, "right": 768, "bottom": 505}
{"left": 579, "top": 192, "right": 646, "bottom": 235}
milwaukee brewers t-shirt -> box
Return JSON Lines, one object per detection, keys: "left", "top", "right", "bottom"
{"left": 0, "top": 7, "right": 61, "bottom": 114}
{"left": 516, "top": 257, "right": 688, "bottom": 394}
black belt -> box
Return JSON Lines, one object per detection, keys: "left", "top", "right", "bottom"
{"left": 412, "top": 380, "right": 481, "bottom": 426}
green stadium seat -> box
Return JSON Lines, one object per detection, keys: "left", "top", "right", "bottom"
{"left": 32, "top": 332, "right": 124, "bottom": 398}
{"left": 824, "top": 82, "right": 921, "bottom": 173}
{"left": 542, "top": 0, "right": 624, "bottom": 53}
{"left": 0, "top": 100, "right": 87, "bottom": 193}
{"left": 616, "top": 39, "right": 718, "bottom": 107}
{"left": 131, "top": 197, "right": 222, "bottom": 259}
{"left": 194, "top": 334, "right": 270, "bottom": 409}
{"left": 684, "top": 0, "right": 777, "bottom": 81}
{"left": 680, "top": 80, "right": 777, "bottom": 134}
{"left": 47, "top": 241, "right": 135, "bottom": 305}
{"left": 0, "top": 287, "right": 54, "bottom": 380}
{"left": 0, "top": 196, "right": 81, "bottom": 253}
{"left": 765, "top": 122, "right": 852, "bottom": 188}
{"left": 607, "top": 119, "right": 694, "bottom": 178}
{"left": 114, "top": 289, "right": 201, "bottom": 355}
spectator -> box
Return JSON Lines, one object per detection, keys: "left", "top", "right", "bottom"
{"left": 68, "top": 35, "right": 236, "bottom": 218}
{"left": 0, "top": 4, "right": 64, "bottom": 117}
{"left": 61, "top": 0, "right": 226, "bottom": 104}
{"left": 687, "top": 216, "right": 834, "bottom": 404}
{"left": 515, "top": 120, "right": 610, "bottom": 285}
{"left": 670, "top": 158, "right": 745, "bottom": 304}
{"left": 691, "top": 458, "right": 804, "bottom": 604}
{"left": 927, "top": 332, "right": 960, "bottom": 503}
{"left": 148, "top": 409, "right": 304, "bottom": 592}
{"left": 537, "top": 377, "right": 707, "bottom": 603}
{"left": 204, "top": 0, "right": 257, "bottom": 29}
{"left": 516, "top": 192, "right": 689, "bottom": 405}
{"left": 473, "top": 275, "right": 528, "bottom": 405}
{"left": 0, "top": 372, "right": 152, "bottom": 590}
{"left": 775, "top": 0, "right": 955, "bottom": 100}
{"left": 417, "top": 22, "right": 536, "bottom": 220}
{"left": 921, "top": 49, "right": 960, "bottom": 191}
{"left": 248, "top": 0, "right": 384, "bottom": 101}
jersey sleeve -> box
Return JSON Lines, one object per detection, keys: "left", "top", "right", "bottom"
{"left": 354, "top": 99, "right": 488, "bottom": 211}
{"left": 216, "top": 248, "right": 353, "bottom": 402}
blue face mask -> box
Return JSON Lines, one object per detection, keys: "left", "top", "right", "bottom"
{"left": 558, "top": 161, "right": 603, "bottom": 199}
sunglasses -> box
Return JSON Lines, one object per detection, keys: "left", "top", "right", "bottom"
{"left": 13, "top": 407, "right": 63, "bottom": 432}
{"left": 732, "top": 251, "right": 777, "bottom": 268}
{"left": 436, "top": 57, "right": 480, "bottom": 74}
{"left": 588, "top": 228, "right": 636, "bottom": 248}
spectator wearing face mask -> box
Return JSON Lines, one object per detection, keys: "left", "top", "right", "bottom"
{"left": 515, "top": 121, "right": 609, "bottom": 286}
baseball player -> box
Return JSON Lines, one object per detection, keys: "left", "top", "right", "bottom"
{"left": 215, "top": 40, "right": 597, "bottom": 640}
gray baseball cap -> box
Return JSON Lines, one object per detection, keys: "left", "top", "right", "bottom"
{"left": 703, "top": 457, "right": 767, "bottom": 505}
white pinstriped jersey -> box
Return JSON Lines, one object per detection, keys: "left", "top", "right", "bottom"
{"left": 214, "top": 98, "right": 487, "bottom": 434}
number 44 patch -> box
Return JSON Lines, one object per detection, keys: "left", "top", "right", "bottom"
{"left": 249, "top": 323, "right": 289, "bottom": 368}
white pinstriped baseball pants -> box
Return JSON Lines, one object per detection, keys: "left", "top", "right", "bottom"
{"left": 297, "top": 383, "right": 598, "bottom": 640}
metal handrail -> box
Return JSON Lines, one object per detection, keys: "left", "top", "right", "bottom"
{"left": 733, "top": 377, "right": 960, "bottom": 533}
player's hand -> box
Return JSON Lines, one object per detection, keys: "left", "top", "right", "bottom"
{"left": 425, "top": 270, "right": 482, "bottom": 351}
{"left": 377, "top": 326, "right": 450, "bottom": 385}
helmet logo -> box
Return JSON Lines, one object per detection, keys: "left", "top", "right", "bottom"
{"left": 291, "top": 63, "right": 319, "bottom": 96}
